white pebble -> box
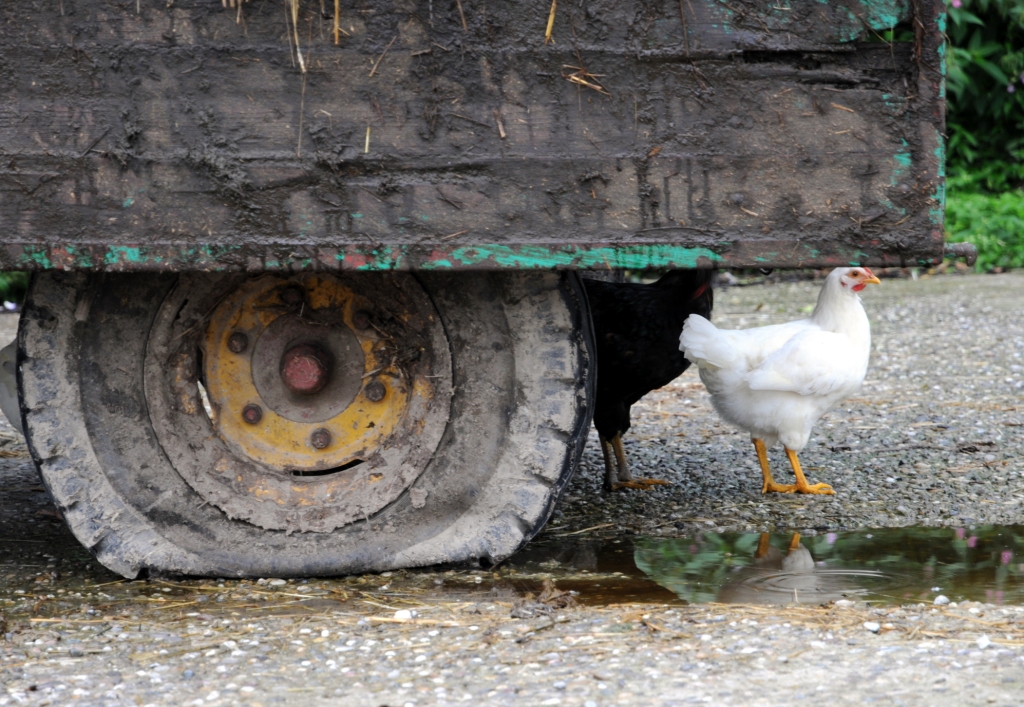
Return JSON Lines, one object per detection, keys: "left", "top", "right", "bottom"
{"left": 268, "top": 579, "right": 287, "bottom": 586}
{"left": 863, "top": 622, "right": 881, "bottom": 633}
{"left": 934, "top": 595, "right": 950, "bottom": 606}
{"left": 394, "top": 609, "right": 413, "bottom": 621}
{"left": 977, "top": 634, "right": 991, "bottom": 650}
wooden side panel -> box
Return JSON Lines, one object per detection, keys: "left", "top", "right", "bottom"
{"left": 0, "top": 0, "right": 945, "bottom": 271}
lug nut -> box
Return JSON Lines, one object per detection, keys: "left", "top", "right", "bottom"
{"left": 280, "top": 344, "right": 330, "bottom": 395}
{"left": 242, "top": 404, "right": 263, "bottom": 424}
{"left": 364, "top": 380, "right": 386, "bottom": 402}
{"left": 281, "top": 286, "right": 304, "bottom": 306}
{"left": 352, "top": 310, "right": 372, "bottom": 330}
{"left": 227, "top": 332, "right": 249, "bottom": 354}
{"left": 310, "top": 428, "right": 332, "bottom": 450}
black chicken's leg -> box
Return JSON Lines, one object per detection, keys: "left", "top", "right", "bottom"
{"left": 609, "top": 433, "right": 670, "bottom": 491}
{"left": 599, "top": 435, "right": 618, "bottom": 492}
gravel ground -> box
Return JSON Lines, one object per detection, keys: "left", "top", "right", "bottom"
{"left": 558, "top": 269, "right": 1024, "bottom": 537}
{"left": 2, "top": 272, "right": 1024, "bottom": 707}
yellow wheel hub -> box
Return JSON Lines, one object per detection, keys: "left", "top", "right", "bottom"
{"left": 204, "top": 275, "right": 417, "bottom": 472}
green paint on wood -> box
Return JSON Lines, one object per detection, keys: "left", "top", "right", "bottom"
{"left": 21, "top": 248, "right": 53, "bottom": 269}
{"left": 930, "top": 130, "right": 947, "bottom": 227}
{"left": 860, "top": 0, "right": 907, "bottom": 30}
{"left": 891, "top": 142, "right": 913, "bottom": 187}
{"left": 104, "top": 246, "right": 144, "bottom": 266}
{"left": 449, "top": 244, "right": 723, "bottom": 270}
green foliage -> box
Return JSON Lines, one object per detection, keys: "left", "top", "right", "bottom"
{"left": 946, "top": 189, "right": 1024, "bottom": 270}
{"left": 946, "top": 0, "right": 1024, "bottom": 192}
{"left": 0, "top": 273, "right": 27, "bottom": 304}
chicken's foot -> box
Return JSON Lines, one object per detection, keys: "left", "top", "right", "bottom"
{"left": 609, "top": 433, "right": 670, "bottom": 491}
{"left": 753, "top": 438, "right": 797, "bottom": 494}
{"left": 785, "top": 448, "right": 834, "bottom": 495}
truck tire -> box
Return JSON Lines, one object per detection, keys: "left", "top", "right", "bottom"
{"left": 18, "top": 270, "right": 594, "bottom": 578}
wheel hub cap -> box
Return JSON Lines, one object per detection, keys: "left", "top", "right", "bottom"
{"left": 145, "top": 273, "right": 453, "bottom": 533}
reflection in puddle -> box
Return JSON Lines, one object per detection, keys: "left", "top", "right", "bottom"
{"left": 508, "top": 525, "right": 1024, "bottom": 606}
{"left": 638, "top": 532, "right": 890, "bottom": 605}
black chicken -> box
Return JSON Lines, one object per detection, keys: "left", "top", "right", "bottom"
{"left": 583, "top": 269, "right": 714, "bottom": 491}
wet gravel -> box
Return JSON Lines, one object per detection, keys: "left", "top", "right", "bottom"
{"left": 2, "top": 272, "right": 1024, "bottom": 707}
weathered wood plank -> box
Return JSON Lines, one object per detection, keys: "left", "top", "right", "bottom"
{"left": 0, "top": 0, "right": 944, "bottom": 270}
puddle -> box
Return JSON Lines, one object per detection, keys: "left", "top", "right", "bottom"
{"left": 501, "top": 525, "right": 1024, "bottom": 606}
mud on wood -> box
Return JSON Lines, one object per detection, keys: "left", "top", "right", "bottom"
{"left": 0, "top": 0, "right": 945, "bottom": 271}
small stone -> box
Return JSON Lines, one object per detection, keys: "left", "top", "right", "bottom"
{"left": 934, "top": 595, "right": 950, "bottom": 606}
{"left": 393, "top": 609, "right": 413, "bottom": 621}
{"left": 553, "top": 681, "right": 567, "bottom": 690}
{"left": 268, "top": 579, "right": 287, "bottom": 586}
{"left": 834, "top": 599, "right": 855, "bottom": 608}
{"left": 977, "top": 634, "right": 991, "bottom": 649}
{"left": 182, "top": 670, "right": 195, "bottom": 679}
{"left": 863, "top": 622, "right": 881, "bottom": 633}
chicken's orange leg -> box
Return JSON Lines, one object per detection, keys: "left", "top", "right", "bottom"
{"left": 755, "top": 532, "right": 772, "bottom": 559}
{"left": 610, "top": 433, "right": 670, "bottom": 491}
{"left": 785, "top": 448, "right": 835, "bottom": 495}
{"left": 754, "top": 438, "right": 797, "bottom": 494}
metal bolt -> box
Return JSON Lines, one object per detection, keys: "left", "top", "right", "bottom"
{"left": 352, "top": 310, "right": 372, "bottom": 330}
{"left": 280, "top": 344, "right": 331, "bottom": 395}
{"left": 281, "top": 286, "right": 304, "bottom": 306}
{"left": 242, "top": 404, "right": 263, "bottom": 425}
{"left": 364, "top": 380, "right": 386, "bottom": 402}
{"left": 310, "top": 428, "right": 332, "bottom": 450}
{"left": 227, "top": 332, "right": 249, "bottom": 354}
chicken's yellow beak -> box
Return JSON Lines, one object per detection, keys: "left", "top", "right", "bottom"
{"left": 863, "top": 274, "right": 881, "bottom": 285}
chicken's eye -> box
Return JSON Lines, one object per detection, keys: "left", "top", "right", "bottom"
{"left": 850, "top": 270, "right": 860, "bottom": 277}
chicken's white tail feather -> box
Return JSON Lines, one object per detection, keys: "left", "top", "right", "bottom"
{"left": 679, "top": 314, "right": 741, "bottom": 369}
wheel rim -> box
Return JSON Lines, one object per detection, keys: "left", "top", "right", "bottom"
{"left": 144, "top": 273, "right": 453, "bottom": 533}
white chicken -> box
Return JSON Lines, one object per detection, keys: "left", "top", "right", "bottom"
{"left": 679, "top": 267, "right": 881, "bottom": 495}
